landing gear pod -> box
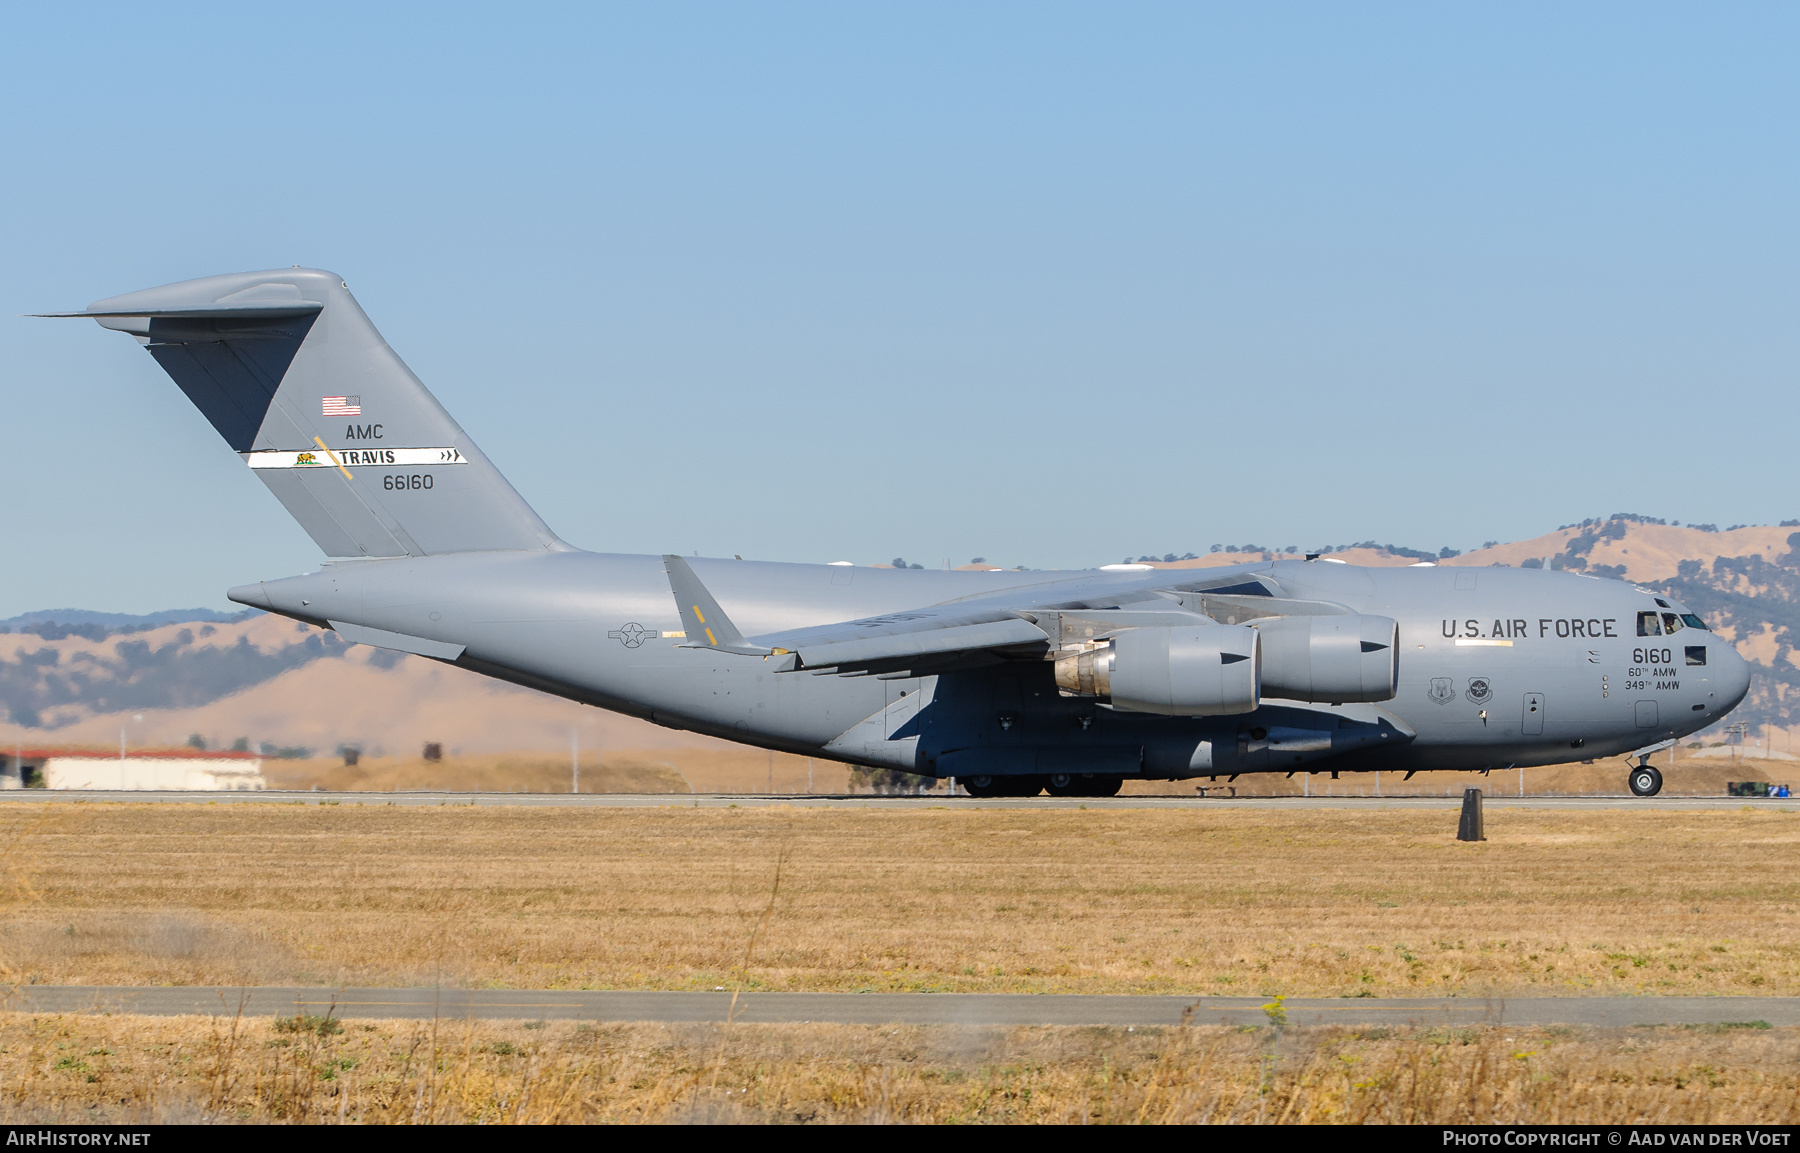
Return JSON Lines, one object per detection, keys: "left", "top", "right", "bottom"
{"left": 1255, "top": 614, "right": 1399, "bottom": 703}
{"left": 1055, "top": 624, "right": 1261, "bottom": 716}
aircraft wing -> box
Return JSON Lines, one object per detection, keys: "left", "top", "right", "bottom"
{"left": 660, "top": 553, "right": 1400, "bottom": 678}
{"left": 750, "top": 609, "right": 1052, "bottom": 671}
{"left": 661, "top": 556, "right": 1289, "bottom": 675}
{"left": 663, "top": 553, "right": 1046, "bottom": 664}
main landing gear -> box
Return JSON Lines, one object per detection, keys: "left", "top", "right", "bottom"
{"left": 960, "top": 774, "right": 1123, "bottom": 798}
{"left": 1046, "top": 773, "right": 1123, "bottom": 798}
{"left": 961, "top": 775, "right": 1036, "bottom": 797}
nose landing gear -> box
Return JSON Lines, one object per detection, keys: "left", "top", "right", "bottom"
{"left": 1627, "top": 739, "right": 1675, "bottom": 797}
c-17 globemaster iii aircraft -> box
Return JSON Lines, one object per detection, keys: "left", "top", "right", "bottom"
{"left": 45, "top": 269, "right": 1751, "bottom": 798}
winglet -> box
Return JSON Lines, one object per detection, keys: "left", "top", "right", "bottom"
{"left": 661, "top": 555, "right": 773, "bottom": 656}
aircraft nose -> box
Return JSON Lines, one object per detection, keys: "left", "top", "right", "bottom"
{"left": 1715, "top": 639, "right": 1752, "bottom": 713}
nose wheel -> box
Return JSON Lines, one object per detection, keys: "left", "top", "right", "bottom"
{"left": 1629, "top": 765, "right": 1663, "bottom": 797}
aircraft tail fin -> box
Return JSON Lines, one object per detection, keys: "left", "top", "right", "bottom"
{"left": 46, "top": 269, "right": 563, "bottom": 558}
{"left": 661, "top": 555, "right": 772, "bottom": 656}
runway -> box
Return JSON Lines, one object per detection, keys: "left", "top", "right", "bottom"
{"left": 3, "top": 985, "right": 1785, "bottom": 1028}
{"left": 4, "top": 987, "right": 1794, "bottom": 1028}
{"left": 0, "top": 790, "right": 1786, "bottom": 811}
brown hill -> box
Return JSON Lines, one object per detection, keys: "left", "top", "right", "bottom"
{"left": 1444, "top": 523, "right": 1797, "bottom": 582}
{"left": 0, "top": 614, "right": 733, "bottom": 759}
{"left": 1143, "top": 548, "right": 1424, "bottom": 569}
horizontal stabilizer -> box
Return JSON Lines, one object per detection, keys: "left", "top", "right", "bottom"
{"left": 34, "top": 304, "right": 323, "bottom": 320}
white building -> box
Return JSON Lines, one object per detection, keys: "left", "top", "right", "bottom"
{"left": 2, "top": 749, "right": 266, "bottom": 791}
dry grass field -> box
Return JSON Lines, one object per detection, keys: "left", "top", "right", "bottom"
{"left": 0, "top": 804, "right": 1795, "bottom": 996}
{"left": 255, "top": 744, "right": 1794, "bottom": 798}
{"left": 262, "top": 748, "right": 858, "bottom": 795}
{"left": 0, "top": 1013, "right": 1794, "bottom": 1124}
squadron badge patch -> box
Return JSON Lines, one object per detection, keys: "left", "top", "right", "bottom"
{"left": 1428, "top": 678, "right": 1456, "bottom": 706}
{"left": 1465, "top": 677, "right": 1494, "bottom": 705}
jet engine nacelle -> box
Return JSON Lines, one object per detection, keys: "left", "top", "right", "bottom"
{"left": 1254, "top": 613, "right": 1399, "bottom": 703}
{"left": 1055, "top": 624, "right": 1261, "bottom": 716}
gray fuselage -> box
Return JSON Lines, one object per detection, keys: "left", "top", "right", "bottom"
{"left": 232, "top": 550, "right": 1751, "bottom": 780}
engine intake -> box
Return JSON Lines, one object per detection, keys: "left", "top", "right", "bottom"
{"left": 1255, "top": 613, "right": 1398, "bottom": 703}
{"left": 1055, "top": 624, "right": 1261, "bottom": 716}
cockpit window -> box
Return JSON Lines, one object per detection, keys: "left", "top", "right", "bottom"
{"left": 1662, "top": 612, "right": 1683, "bottom": 634}
{"left": 1681, "top": 613, "right": 1708, "bottom": 630}
{"left": 1654, "top": 598, "right": 1671, "bottom": 609}
{"left": 1636, "top": 611, "right": 1663, "bottom": 636}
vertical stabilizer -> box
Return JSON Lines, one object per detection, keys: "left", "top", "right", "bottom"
{"left": 50, "top": 269, "right": 563, "bottom": 558}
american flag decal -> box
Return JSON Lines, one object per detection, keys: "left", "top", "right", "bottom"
{"left": 322, "top": 396, "right": 362, "bottom": 416}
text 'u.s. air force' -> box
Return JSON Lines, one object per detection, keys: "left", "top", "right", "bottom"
{"left": 1443, "top": 618, "right": 1620, "bottom": 640}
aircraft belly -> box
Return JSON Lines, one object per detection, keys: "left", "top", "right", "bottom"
{"left": 462, "top": 626, "right": 894, "bottom": 750}
{"left": 610, "top": 662, "right": 891, "bottom": 748}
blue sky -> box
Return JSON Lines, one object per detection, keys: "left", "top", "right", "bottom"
{"left": 3, "top": 3, "right": 1796, "bottom": 615}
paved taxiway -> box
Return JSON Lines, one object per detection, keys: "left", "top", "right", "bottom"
{"left": 0, "top": 791, "right": 1785, "bottom": 810}
{"left": 4, "top": 987, "right": 1794, "bottom": 1028}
